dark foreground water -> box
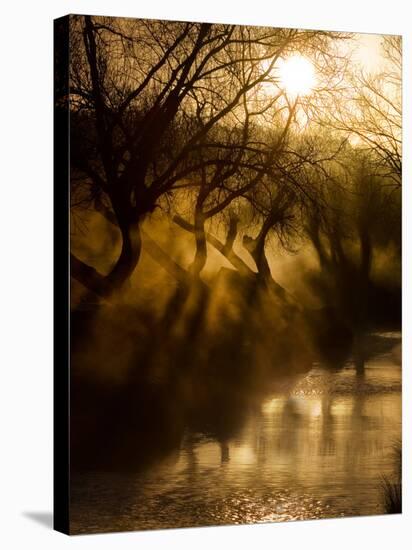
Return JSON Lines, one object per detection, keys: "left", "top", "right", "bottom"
{"left": 71, "top": 332, "right": 401, "bottom": 534}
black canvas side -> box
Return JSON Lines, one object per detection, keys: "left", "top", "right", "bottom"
{"left": 53, "top": 14, "right": 70, "bottom": 536}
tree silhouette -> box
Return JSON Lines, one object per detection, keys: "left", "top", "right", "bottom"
{"left": 326, "top": 36, "right": 401, "bottom": 186}
{"left": 68, "top": 15, "right": 335, "bottom": 297}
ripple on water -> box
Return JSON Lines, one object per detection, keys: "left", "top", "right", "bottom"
{"left": 70, "top": 334, "right": 401, "bottom": 534}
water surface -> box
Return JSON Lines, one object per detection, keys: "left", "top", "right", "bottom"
{"left": 71, "top": 332, "right": 401, "bottom": 533}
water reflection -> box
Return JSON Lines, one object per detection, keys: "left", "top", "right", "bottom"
{"left": 71, "top": 333, "right": 401, "bottom": 533}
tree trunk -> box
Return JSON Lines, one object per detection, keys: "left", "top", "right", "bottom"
{"left": 70, "top": 253, "right": 111, "bottom": 297}
{"left": 356, "top": 224, "right": 373, "bottom": 331}
{"left": 359, "top": 225, "right": 372, "bottom": 283}
{"left": 71, "top": 218, "right": 142, "bottom": 299}
{"left": 173, "top": 214, "right": 254, "bottom": 277}
{"left": 190, "top": 210, "right": 207, "bottom": 278}
{"left": 307, "top": 217, "right": 330, "bottom": 270}
{"left": 105, "top": 218, "right": 142, "bottom": 291}
{"left": 94, "top": 195, "right": 190, "bottom": 288}
{"left": 242, "top": 232, "right": 289, "bottom": 301}
{"left": 251, "top": 239, "right": 272, "bottom": 282}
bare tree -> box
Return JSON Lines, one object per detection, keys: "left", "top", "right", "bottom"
{"left": 170, "top": 95, "right": 297, "bottom": 279}
{"left": 68, "top": 15, "right": 335, "bottom": 297}
{"left": 324, "top": 36, "right": 401, "bottom": 186}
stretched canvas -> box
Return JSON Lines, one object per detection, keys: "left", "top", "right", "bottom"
{"left": 54, "top": 14, "right": 402, "bottom": 535}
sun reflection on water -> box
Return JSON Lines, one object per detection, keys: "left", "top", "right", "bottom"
{"left": 71, "top": 333, "right": 401, "bottom": 533}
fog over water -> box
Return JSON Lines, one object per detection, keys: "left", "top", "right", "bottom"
{"left": 71, "top": 332, "right": 401, "bottom": 533}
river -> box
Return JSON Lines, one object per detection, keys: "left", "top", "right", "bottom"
{"left": 70, "top": 331, "right": 401, "bottom": 534}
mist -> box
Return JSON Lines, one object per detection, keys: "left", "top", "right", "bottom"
{"left": 60, "top": 15, "right": 402, "bottom": 533}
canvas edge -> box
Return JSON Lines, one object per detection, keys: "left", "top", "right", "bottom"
{"left": 53, "top": 14, "right": 70, "bottom": 536}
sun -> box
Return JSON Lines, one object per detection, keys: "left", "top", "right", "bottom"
{"left": 278, "top": 55, "right": 316, "bottom": 97}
